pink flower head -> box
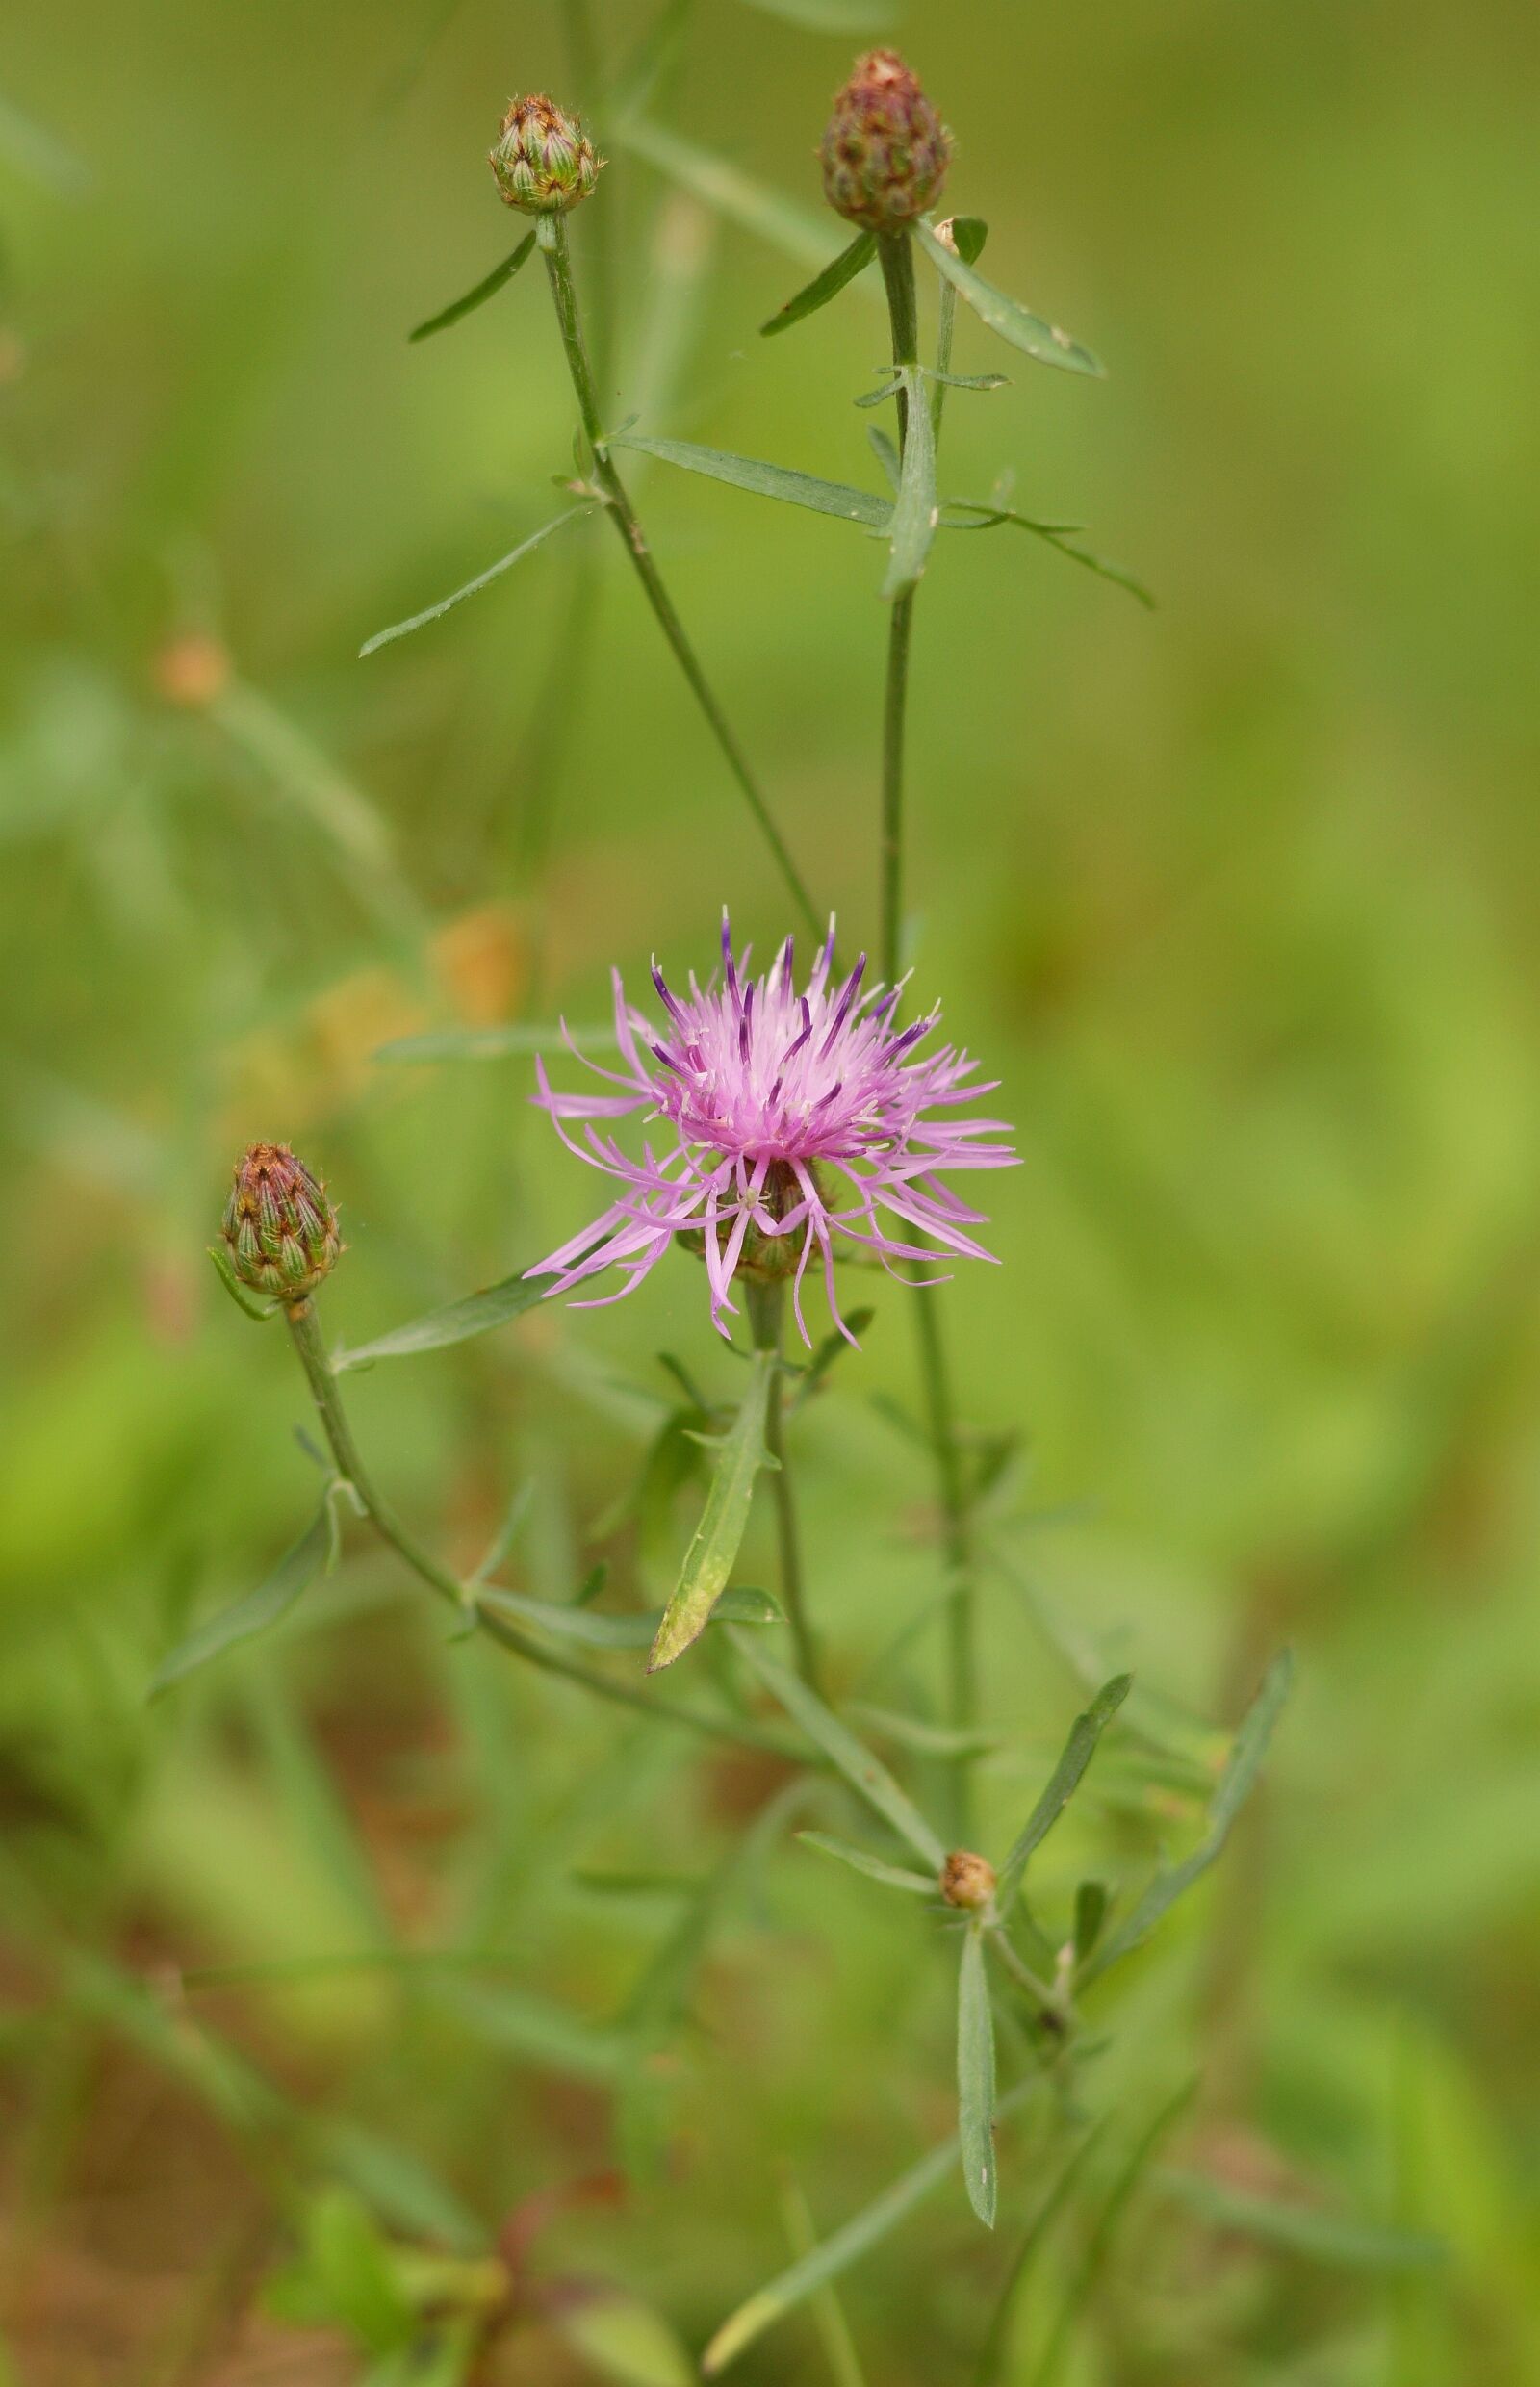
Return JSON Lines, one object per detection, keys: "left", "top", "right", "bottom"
{"left": 526, "top": 913, "right": 1017, "bottom": 1345}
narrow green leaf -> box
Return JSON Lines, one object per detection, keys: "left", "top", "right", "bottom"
{"left": 208, "top": 1242, "right": 277, "bottom": 1321}
{"left": 730, "top": 1633, "right": 947, "bottom": 1869}
{"left": 1080, "top": 1654, "right": 1293, "bottom": 1986}
{"left": 373, "top": 1021, "right": 616, "bottom": 1064}
{"left": 866, "top": 426, "right": 900, "bottom": 494}
{"left": 332, "top": 1267, "right": 554, "bottom": 1373}
{"left": 472, "top": 1479, "right": 533, "bottom": 1583}
{"left": 1072, "top": 1880, "right": 1108, "bottom": 1964}
{"left": 614, "top": 119, "right": 845, "bottom": 275}
{"left": 1153, "top": 2169, "right": 1445, "bottom": 2272}
{"left": 995, "top": 1676, "right": 1131, "bottom": 1910}
{"left": 942, "top": 501, "right": 1154, "bottom": 606}
{"left": 648, "top": 1354, "right": 777, "bottom": 1670}
{"left": 760, "top": 230, "right": 876, "bottom": 337}
{"left": 1029, "top": 2082, "right": 1195, "bottom": 2387}
{"left": 796, "top": 1833, "right": 936, "bottom": 1895}
{"left": 779, "top": 2178, "right": 869, "bottom": 2387}
{"left": 882, "top": 367, "right": 938, "bottom": 600}
{"left": 612, "top": 433, "right": 889, "bottom": 529}
{"left": 915, "top": 220, "right": 1102, "bottom": 376}
{"left": 149, "top": 1501, "right": 335, "bottom": 1695}
{"left": 958, "top": 1925, "right": 997, "bottom": 2227}
{"left": 477, "top": 1580, "right": 781, "bottom": 1651}
{"left": 359, "top": 504, "right": 593, "bottom": 656}
{"left": 408, "top": 229, "right": 536, "bottom": 341}
{"left": 848, "top": 1705, "right": 998, "bottom": 1759}
{"left": 432, "top": 1975, "right": 623, "bottom": 2080}
{"left": 702, "top": 2079, "right": 1039, "bottom": 2374}
{"left": 738, "top": 0, "right": 893, "bottom": 28}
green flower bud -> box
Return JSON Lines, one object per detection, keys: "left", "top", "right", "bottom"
{"left": 820, "top": 50, "right": 951, "bottom": 233}
{"left": 490, "top": 93, "right": 602, "bottom": 214}
{"left": 939, "top": 1849, "right": 996, "bottom": 1912}
{"left": 221, "top": 1143, "right": 341, "bottom": 1305}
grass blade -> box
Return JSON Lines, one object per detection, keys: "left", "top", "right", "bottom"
{"left": 1153, "top": 2169, "right": 1445, "bottom": 2272}
{"left": 995, "top": 1676, "right": 1131, "bottom": 1910}
{"left": 1029, "top": 2081, "right": 1196, "bottom": 2387}
{"left": 881, "top": 367, "right": 938, "bottom": 600}
{"left": 614, "top": 118, "right": 841, "bottom": 273}
{"left": 703, "top": 2079, "right": 1039, "bottom": 2374}
{"left": 372, "top": 1020, "right": 618, "bottom": 1064}
{"left": 478, "top": 1581, "right": 781, "bottom": 1650}
{"left": 408, "top": 229, "right": 536, "bottom": 340}
{"left": 760, "top": 230, "right": 876, "bottom": 337}
{"left": 779, "top": 2176, "right": 868, "bottom": 2387}
{"left": 915, "top": 220, "right": 1102, "bottom": 377}
{"left": 359, "top": 505, "right": 593, "bottom": 656}
{"left": 648, "top": 1354, "right": 777, "bottom": 1671}
{"left": 612, "top": 433, "right": 889, "bottom": 528}
{"left": 958, "top": 1924, "right": 997, "bottom": 2227}
{"left": 730, "top": 1633, "right": 947, "bottom": 1870}
{"left": 973, "top": 2122, "right": 1111, "bottom": 2387}
{"left": 1080, "top": 1654, "right": 1293, "bottom": 1986}
{"left": 150, "top": 1500, "right": 335, "bottom": 1694}
{"left": 796, "top": 1832, "right": 936, "bottom": 1895}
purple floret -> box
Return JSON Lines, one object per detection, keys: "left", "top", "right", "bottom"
{"left": 526, "top": 912, "right": 1017, "bottom": 1345}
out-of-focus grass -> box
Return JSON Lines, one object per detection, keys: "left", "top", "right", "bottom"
{"left": 2, "top": 1, "right": 1538, "bottom": 2380}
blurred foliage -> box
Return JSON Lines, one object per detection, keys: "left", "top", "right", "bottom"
{"left": 2, "top": 0, "right": 1538, "bottom": 2381}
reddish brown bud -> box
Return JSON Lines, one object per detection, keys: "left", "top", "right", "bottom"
{"left": 820, "top": 50, "right": 951, "bottom": 233}
{"left": 939, "top": 1849, "right": 996, "bottom": 1912}
{"left": 221, "top": 1143, "right": 341, "bottom": 1304}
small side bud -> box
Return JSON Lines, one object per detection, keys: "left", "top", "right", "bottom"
{"left": 221, "top": 1143, "right": 341, "bottom": 1305}
{"left": 939, "top": 1849, "right": 996, "bottom": 1912}
{"left": 820, "top": 50, "right": 951, "bottom": 233}
{"left": 490, "top": 94, "right": 602, "bottom": 214}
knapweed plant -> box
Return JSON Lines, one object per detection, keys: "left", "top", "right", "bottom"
{"left": 167, "top": 37, "right": 1304, "bottom": 2383}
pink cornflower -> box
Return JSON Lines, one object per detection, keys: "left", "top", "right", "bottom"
{"left": 526, "top": 914, "right": 1016, "bottom": 1344}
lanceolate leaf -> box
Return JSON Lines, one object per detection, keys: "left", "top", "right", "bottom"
{"left": 958, "top": 1925, "right": 997, "bottom": 2227}
{"left": 996, "top": 1675, "right": 1131, "bottom": 1910}
{"left": 730, "top": 1633, "right": 947, "bottom": 1870}
{"left": 882, "top": 366, "right": 939, "bottom": 600}
{"left": 359, "top": 504, "right": 594, "bottom": 656}
{"left": 702, "top": 2079, "right": 1040, "bottom": 2374}
{"left": 648, "top": 1353, "right": 778, "bottom": 1671}
{"left": 796, "top": 1832, "right": 936, "bottom": 1895}
{"left": 611, "top": 433, "right": 889, "bottom": 528}
{"left": 331, "top": 1268, "right": 552, "bottom": 1372}
{"left": 1080, "top": 1654, "right": 1294, "bottom": 1986}
{"left": 1152, "top": 2169, "right": 1445, "bottom": 2272}
{"left": 760, "top": 230, "right": 876, "bottom": 337}
{"left": 915, "top": 219, "right": 1102, "bottom": 377}
{"left": 150, "top": 1499, "right": 336, "bottom": 1695}
{"left": 408, "top": 229, "right": 536, "bottom": 341}
{"left": 943, "top": 501, "right": 1155, "bottom": 606}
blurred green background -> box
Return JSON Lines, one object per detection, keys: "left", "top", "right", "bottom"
{"left": 3, "top": 0, "right": 1538, "bottom": 2379}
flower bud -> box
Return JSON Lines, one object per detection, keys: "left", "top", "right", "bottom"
{"left": 939, "top": 1849, "right": 996, "bottom": 1912}
{"left": 820, "top": 50, "right": 951, "bottom": 233}
{"left": 221, "top": 1143, "right": 341, "bottom": 1304}
{"left": 490, "top": 94, "right": 602, "bottom": 214}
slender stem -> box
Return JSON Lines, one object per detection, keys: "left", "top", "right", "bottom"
{"left": 877, "top": 231, "right": 920, "bottom": 989}
{"left": 745, "top": 1275, "right": 820, "bottom": 1692}
{"left": 537, "top": 213, "right": 820, "bottom": 942}
{"left": 281, "top": 1298, "right": 806, "bottom": 1760}
{"left": 876, "top": 227, "right": 981, "bottom": 1836}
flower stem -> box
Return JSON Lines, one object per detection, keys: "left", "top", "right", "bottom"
{"left": 281, "top": 1296, "right": 806, "bottom": 1760}
{"left": 876, "top": 226, "right": 981, "bottom": 1836}
{"left": 536, "top": 212, "right": 821, "bottom": 942}
{"left": 745, "top": 1274, "right": 820, "bottom": 1692}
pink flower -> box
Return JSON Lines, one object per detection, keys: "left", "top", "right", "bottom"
{"left": 526, "top": 914, "right": 1017, "bottom": 1344}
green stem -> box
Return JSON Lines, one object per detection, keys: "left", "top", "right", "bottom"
{"left": 745, "top": 1274, "right": 820, "bottom": 1692}
{"left": 282, "top": 1298, "right": 805, "bottom": 1760}
{"left": 537, "top": 212, "right": 821, "bottom": 942}
{"left": 876, "top": 227, "right": 981, "bottom": 1836}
